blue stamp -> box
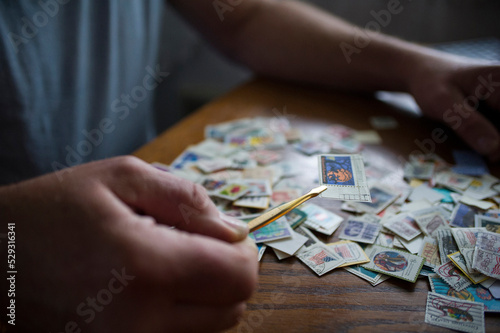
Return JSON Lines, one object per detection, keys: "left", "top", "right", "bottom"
{"left": 430, "top": 275, "right": 500, "bottom": 312}
{"left": 172, "top": 151, "right": 203, "bottom": 169}
{"left": 450, "top": 203, "right": 476, "bottom": 228}
{"left": 321, "top": 155, "right": 355, "bottom": 186}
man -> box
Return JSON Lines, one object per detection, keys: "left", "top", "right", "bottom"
{"left": 1, "top": 0, "right": 499, "bottom": 332}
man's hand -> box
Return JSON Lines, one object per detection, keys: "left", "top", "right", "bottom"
{"left": 170, "top": 0, "right": 500, "bottom": 160}
{"left": 409, "top": 57, "right": 500, "bottom": 161}
{"left": 0, "top": 156, "right": 258, "bottom": 332}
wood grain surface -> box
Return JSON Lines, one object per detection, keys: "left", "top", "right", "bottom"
{"left": 134, "top": 78, "right": 500, "bottom": 333}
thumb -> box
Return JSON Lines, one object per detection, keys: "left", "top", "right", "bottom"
{"left": 105, "top": 157, "right": 249, "bottom": 242}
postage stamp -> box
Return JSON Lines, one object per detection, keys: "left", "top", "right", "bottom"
{"left": 328, "top": 240, "right": 370, "bottom": 267}
{"left": 195, "top": 157, "right": 233, "bottom": 174}
{"left": 484, "top": 210, "right": 500, "bottom": 219}
{"left": 450, "top": 226, "right": 483, "bottom": 274}
{"left": 171, "top": 150, "right": 207, "bottom": 170}
{"left": 376, "top": 232, "right": 395, "bottom": 248}
{"left": 450, "top": 203, "right": 478, "bottom": 228}
{"left": 202, "top": 178, "right": 227, "bottom": 193}
{"left": 448, "top": 251, "right": 488, "bottom": 285}
{"left": 317, "top": 154, "right": 371, "bottom": 202}
{"left": 460, "top": 247, "right": 478, "bottom": 275}
{"left": 249, "top": 149, "right": 283, "bottom": 165}
{"left": 474, "top": 215, "right": 500, "bottom": 234}
{"left": 264, "top": 229, "right": 308, "bottom": 256}
{"left": 414, "top": 213, "right": 450, "bottom": 238}
{"left": 435, "top": 171, "right": 474, "bottom": 191}
{"left": 460, "top": 196, "right": 495, "bottom": 211}
{"left": 212, "top": 183, "right": 250, "bottom": 201}
{"left": 398, "top": 234, "right": 424, "bottom": 254}
{"left": 425, "top": 292, "right": 484, "bottom": 333}
{"left": 250, "top": 216, "right": 292, "bottom": 243}
{"left": 242, "top": 166, "right": 275, "bottom": 185}
{"left": 296, "top": 244, "right": 345, "bottom": 276}
{"left": 361, "top": 244, "right": 424, "bottom": 283}
{"left": 437, "top": 229, "right": 460, "bottom": 265}
{"left": 344, "top": 265, "right": 389, "bottom": 286}
{"left": 383, "top": 214, "right": 421, "bottom": 241}
{"left": 338, "top": 219, "right": 380, "bottom": 244}
{"left": 241, "top": 179, "right": 272, "bottom": 197}
{"left": 284, "top": 208, "right": 308, "bottom": 229}
{"left": 271, "top": 189, "right": 300, "bottom": 207}
{"left": 350, "top": 185, "right": 398, "bottom": 214}
{"left": 301, "top": 203, "right": 343, "bottom": 235}
{"left": 419, "top": 236, "right": 441, "bottom": 268}
{"left": 295, "top": 226, "right": 321, "bottom": 250}
{"left": 257, "top": 244, "right": 266, "bottom": 261}
{"left": 472, "top": 231, "right": 500, "bottom": 279}
{"left": 428, "top": 274, "right": 500, "bottom": 313}
{"left": 463, "top": 176, "right": 498, "bottom": 200}
{"left": 435, "top": 261, "right": 471, "bottom": 292}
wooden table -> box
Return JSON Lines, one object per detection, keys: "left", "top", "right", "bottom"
{"left": 134, "top": 79, "right": 500, "bottom": 333}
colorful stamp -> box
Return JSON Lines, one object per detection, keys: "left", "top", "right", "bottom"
{"left": 250, "top": 216, "right": 292, "bottom": 243}
{"left": 296, "top": 244, "right": 345, "bottom": 276}
{"left": 472, "top": 231, "right": 500, "bottom": 280}
{"left": 361, "top": 245, "right": 424, "bottom": 283}
{"left": 429, "top": 274, "right": 500, "bottom": 313}
{"left": 284, "top": 208, "right": 308, "bottom": 229}
{"left": 212, "top": 183, "right": 250, "bottom": 201}
{"left": 338, "top": 219, "right": 380, "bottom": 244}
{"left": 320, "top": 155, "right": 355, "bottom": 186}
{"left": 450, "top": 204, "right": 478, "bottom": 228}
{"left": 318, "top": 154, "right": 371, "bottom": 202}
{"left": 384, "top": 214, "right": 421, "bottom": 241}
{"left": 425, "top": 292, "right": 484, "bottom": 333}
{"left": 435, "top": 261, "right": 471, "bottom": 292}
{"left": 328, "top": 240, "right": 370, "bottom": 267}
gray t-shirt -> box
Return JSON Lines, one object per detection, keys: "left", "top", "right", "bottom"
{"left": 0, "top": 0, "right": 164, "bottom": 185}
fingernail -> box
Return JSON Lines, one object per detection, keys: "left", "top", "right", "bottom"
{"left": 477, "top": 136, "right": 499, "bottom": 155}
{"left": 219, "top": 212, "right": 249, "bottom": 235}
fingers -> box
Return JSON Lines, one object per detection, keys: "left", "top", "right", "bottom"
{"left": 124, "top": 223, "right": 258, "bottom": 307}
{"left": 166, "top": 230, "right": 258, "bottom": 305}
{"left": 102, "top": 157, "right": 248, "bottom": 242}
{"left": 444, "top": 87, "right": 500, "bottom": 158}
{"left": 452, "top": 108, "right": 500, "bottom": 159}
{"left": 420, "top": 79, "right": 500, "bottom": 161}
{"left": 169, "top": 235, "right": 258, "bottom": 305}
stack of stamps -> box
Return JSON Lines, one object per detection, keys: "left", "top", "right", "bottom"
{"left": 152, "top": 117, "right": 500, "bottom": 332}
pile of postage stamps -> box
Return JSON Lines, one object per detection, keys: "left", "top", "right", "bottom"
{"left": 153, "top": 117, "right": 500, "bottom": 333}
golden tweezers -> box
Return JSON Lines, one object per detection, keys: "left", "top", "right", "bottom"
{"left": 247, "top": 185, "right": 327, "bottom": 232}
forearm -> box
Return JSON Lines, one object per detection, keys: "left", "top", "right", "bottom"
{"left": 229, "top": 0, "right": 437, "bottom": 92}
{"left": 171, "top": 0, "right": 460, "bottom": 92}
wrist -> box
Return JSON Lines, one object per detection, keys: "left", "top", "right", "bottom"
{"left": 391, "top": 43, "right": 444, "bottom": 94}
